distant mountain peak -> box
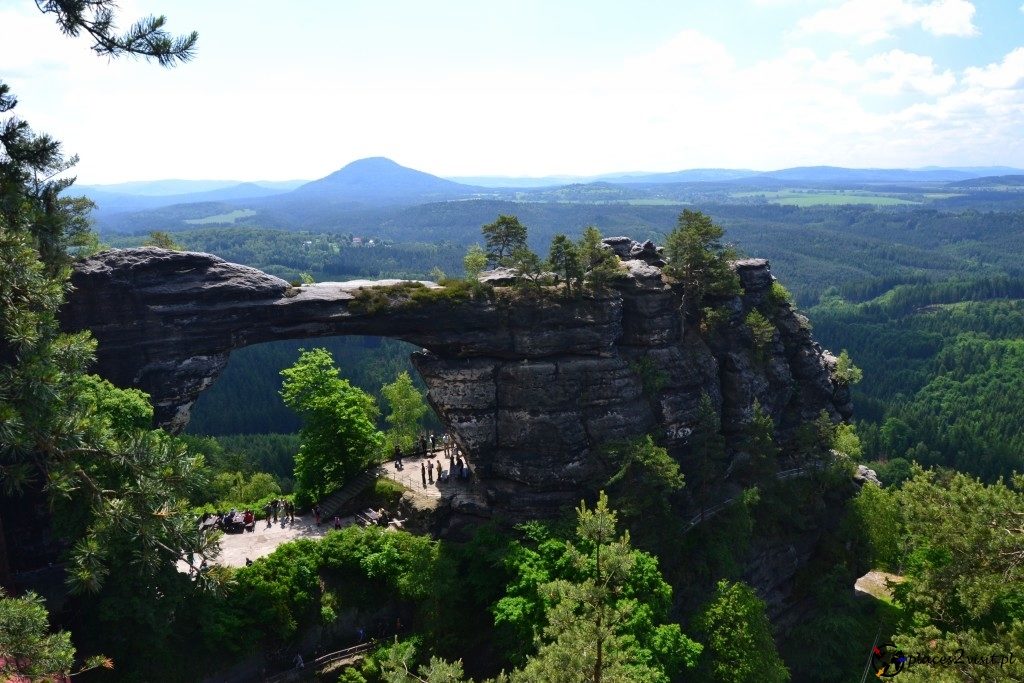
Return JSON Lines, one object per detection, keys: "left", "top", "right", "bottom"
{"left": 294, "top": 157, "right": 478, "bottom": 204}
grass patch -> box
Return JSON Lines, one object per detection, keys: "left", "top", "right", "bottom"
{"left": 731, "top": 189, "right": 919, "bottom": 206}
{"left": 773, "top": 194, "right": 918, "bottom": 206}
{"left": 349, "top": 278, "right": 493, "bottom": 314}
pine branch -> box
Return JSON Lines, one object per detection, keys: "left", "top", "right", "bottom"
{"left": 35, "top": 1, "right": 197, "bottom": 66}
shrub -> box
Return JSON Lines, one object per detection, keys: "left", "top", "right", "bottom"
{"left": 745, "top": 309, "right": 776, "bottom": 349}
{"left": 768, "top": 281, "right": 793, "bottom": 308}
{"left": 833, "top": 350, "right": 863, "bottom": 385}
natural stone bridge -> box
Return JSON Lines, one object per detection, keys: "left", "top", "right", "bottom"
{"left": 61, "top": 243, "right": 850, "bottom": 518}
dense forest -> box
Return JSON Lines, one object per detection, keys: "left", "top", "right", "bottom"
{"left": 812, "top": 281, "right": 1024, "bottom": 483}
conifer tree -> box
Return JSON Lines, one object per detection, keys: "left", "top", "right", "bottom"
{"left": 481, "top": 215, "right": 528, "bottom": 266}
{"left": 548, "top": 233, "right": 584, "bottom": 294}
{"left": 663, "top": 210, "right": 740, "bottom": 321}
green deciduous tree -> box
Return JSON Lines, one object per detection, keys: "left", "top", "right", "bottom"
{"left": 696, "top": 579, "right": 790, "bottom": 683}
{"left": 663, "top": 210, "right": 740, "bottom": 321}
{"left": 833, "top": 349, "right": 863, "bottom": 385}
{"left": 280, "top": 348, "right": 384, "bottom": 506}
{"left": 211, "top": 470, "right": 281, "bottom": 507}
{"left": 481, "top": 215, "right": 528, "bottom": 266}
{"left": 382, "top": 370, "right": 429, "bottom": 454}
{"left": 463, "top": 244, "right": 488, "bottom": 279}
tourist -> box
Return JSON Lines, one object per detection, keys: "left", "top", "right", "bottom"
{"left": 394, "top": 443, "right": 402, "bottom": 470}
{"left": 429, "top": 432, "right": 436, "bottom": 452}
{"left": 288, "top": 500, "right": 295, "bottom": 523}
{"left": 421, "top": 462, "right": 427, "bottom": 488}
{"left": 427, "top": 461, "right": 434, "bottom": 484}
{"left": 314, "top": 504, "right": 321, "bottom": 525}
{"left": 272, "top": 499, "right": 279, "bottom": 523}
{"left": 420, "top": 433, "right": 428, "bottom": 457}
{"left": 333, "top": 515, "right": 342, "bottom": 530}
{"left": 264, "top": 503, "right": 272, "bottom": 528}
{"left": 436, "top": 459, "right": 443, "bottom": 483}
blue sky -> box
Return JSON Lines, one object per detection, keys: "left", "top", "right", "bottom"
{"left": 2, "top": 0, "right": 1023, "bottom": 183}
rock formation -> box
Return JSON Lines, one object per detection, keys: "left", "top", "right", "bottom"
{"left": 61, "top": 244, "right": 851, "bottom": 520}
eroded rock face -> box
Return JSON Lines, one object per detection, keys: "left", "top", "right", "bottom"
{"left": 61, "top": 245, "right": 851, "bottom": 521}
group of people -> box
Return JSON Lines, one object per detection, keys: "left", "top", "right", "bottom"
{"left": 198, "top": 508, "right": 255, "bottom": 533}
{"left": 392, "top": 431, "right": 471, "bottom": 488}
{"left": 420, "top": 453, "right": 470, "bottom": 487}
{"left": 262, "top": 498, "right": 295, "bottom": 528}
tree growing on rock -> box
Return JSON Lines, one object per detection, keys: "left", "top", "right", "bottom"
{"left": 578, "top": 226, "right": 620, "bottom": 289}
{"left": 663, "top": 210, "right": 740, "bottom": 321}
{"left": 482, "top": 214, "right": 528, "bottom": 266}
{"left": 548, "top": 233, "right": 584, "bottom": 294}
{"left": 280, "top": 348, "right": 383, "bottom": 506}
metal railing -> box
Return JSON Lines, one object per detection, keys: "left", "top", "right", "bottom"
{"left": 263, "top": 641, "right": 376, "bottom": 683}
{"left": 683, "top": 466, "right": 812, "bottom": 532}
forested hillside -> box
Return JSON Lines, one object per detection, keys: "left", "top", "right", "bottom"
{"left": 812, "top": 281, "right": 1024, "bottom": 482}
{"left": 106, "top": 205, "right": 1024, "bottom": 304}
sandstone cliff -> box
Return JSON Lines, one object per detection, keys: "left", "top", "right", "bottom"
{"left": 61, "top": 243, "right": 851, "bottom": 523}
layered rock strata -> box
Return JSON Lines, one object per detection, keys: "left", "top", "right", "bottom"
{"left": 61, "top": 244, "right": 851, "bottom": 519}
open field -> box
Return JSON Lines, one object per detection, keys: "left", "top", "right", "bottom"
{"left": 732, "top": 189, "right": 920, "bottom": 206}
{"left": 185, "top": 208, "right": 257, "bottom": 225}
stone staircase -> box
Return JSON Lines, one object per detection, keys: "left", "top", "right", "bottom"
{"left": 316, "top": 467, "right": 382, "bottom": 521}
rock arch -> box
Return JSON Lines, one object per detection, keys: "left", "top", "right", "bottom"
{"left": 61, "top": 246, "right": 850, "bottom": 518}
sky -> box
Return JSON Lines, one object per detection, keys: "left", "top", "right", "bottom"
{"left": 2, "top": 0, "right": 1024, "bottom": 184}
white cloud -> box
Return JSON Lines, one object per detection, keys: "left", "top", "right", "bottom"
{"left": 963, "top": 47, "right": 1024, "bottom": 89}
{"left": 798, "top": 0, "right": 978, "bottom": 43}
{"left": 4, "top": 13, "right": 1022, "bottom": 182}
{"left": 864, "top": 50, "right": 956, "bottom": 96}
{"left": 566, "top": 32, "right": 1023, "bottom": 171}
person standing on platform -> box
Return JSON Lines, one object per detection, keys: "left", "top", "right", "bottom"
{"left": 421, "top": 461, "right": 427, "bottom": 488}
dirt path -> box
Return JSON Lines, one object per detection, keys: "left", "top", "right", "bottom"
{"left": 204, "top": 449, "right": 481, "bottom": 570}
